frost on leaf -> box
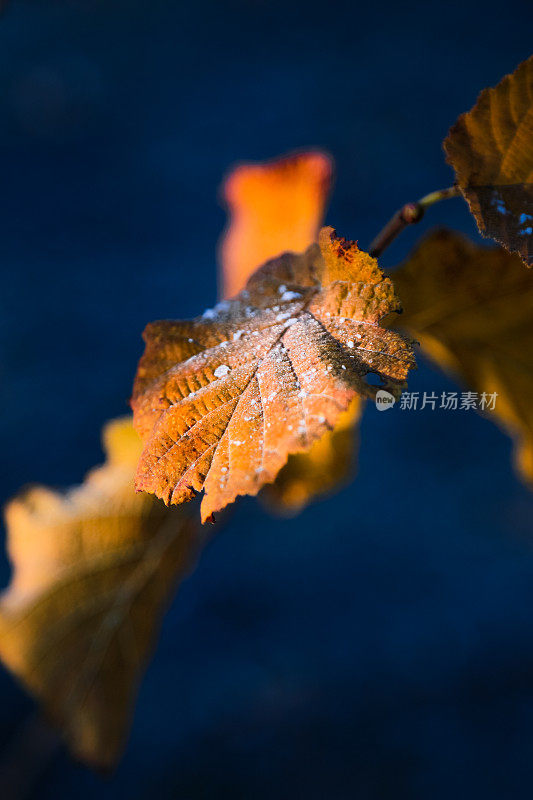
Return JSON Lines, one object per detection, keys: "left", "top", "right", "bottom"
{"left": 132, "top": 227, "right": 416, "bottom": 522}
{"left": 261, "top": 397, "right": 362, "bottom": 515}
{"left": 444, "top": 56, "right": 533, "bottom": 266}
{"left": 0, "top": 417, "right": 205, "bottom": 768}
{"left": 219, "top": 151, "right": 363, "bottom": 514}
{"left": 395, "top": 230, "right": 533, "bottom": 485}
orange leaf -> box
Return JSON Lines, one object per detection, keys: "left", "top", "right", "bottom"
{"left": 261, "top": 397, "right": 362, "bottom": 515}
{"left": 132, "top": 227, "right": 415, "bottom": 522}
{"left": 0, "top": 417, "right": 205, "bottom": 768}
{"left": 219, "top": 151, "right": 332, "bottom": 298}
{"left": 395, "top": 230, "right": 533, "bottom": 484}
{"left": 444, "top": 56, "right": 533, "bottom": 266}
{"left": 220, "top": 151, "right": 363, "bottom": 513}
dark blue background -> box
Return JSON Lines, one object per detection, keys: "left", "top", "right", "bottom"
{"left": 1, "top": 0, "right": 533, "bottom": 797}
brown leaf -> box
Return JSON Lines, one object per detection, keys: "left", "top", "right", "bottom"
{"left": 444, "top": 56, "right": 533, "bottom": 266}
{"left": 0, "top": 417, "right": 205, "bottom": 768}
{"left": 219, "top": 151, "right": 332, "bottom": 298}
{"left": 132, "top": 227, "right": 416, "bottom": 522}
{"left": 261, "top": 398, "right": 362, "bottom": 514}
{"left": 394, "top": 230, "right": 533, "bottom": 484}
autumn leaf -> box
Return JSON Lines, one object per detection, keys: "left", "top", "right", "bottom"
{"left": 394, "top": 230, "right": 533, "bottom": 484}
{"left": 132, "top": 227, "right": 416, "bottom": 523}
{"left": 444, "top": 56, "right": 533, "bottom": 266}
{"left": 219, "top": 150, "right": 332, "bottom": 298}
{"left": 219, "top": 151, "right": 364, "bottom": 513}
{"left": 261, "top": 398, "right": 362, "bottom": 514}
{"left": 0, "top": 417, "right": 206, "bottom": 768}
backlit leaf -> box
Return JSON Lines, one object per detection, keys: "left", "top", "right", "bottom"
{"left": 219, "top": 152, "right": 363, "bottom": 513}
{"left": 0, "top": 417, "right": 205, "bottom": 768}
{"left": 219, "top": 151, "right": 332, "bottom": 298}
{"left": 261, "top": 398, "right": 362, "bottom": 514}
{"left": 444, "top": 56, "right": 533, "bottom": 266}
{"left": 395, "top": 230, "right": 533, "bottom": 483}
{"left": 132, "top": 227, "right": 416, "bottom": 522}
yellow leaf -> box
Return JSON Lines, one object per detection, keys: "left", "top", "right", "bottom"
{"left": 394, "top": 230, "right": 533, "bottom": 484}
{"left": 132, "top": 227, "right": 415, "bottom": 522}
{"left": 0, "top": 417, "right": 205, "bottom": 768}
{"left": 444, "top": 56, "right": 533, "bottom": 266}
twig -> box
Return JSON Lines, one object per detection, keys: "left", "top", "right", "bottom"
{"left": 369, "top": 186, "right": 460, "bottom": 258}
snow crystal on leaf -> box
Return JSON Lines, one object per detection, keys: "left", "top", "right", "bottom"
{"left": 280, "top": 290, "right": 302, "bottom": 302}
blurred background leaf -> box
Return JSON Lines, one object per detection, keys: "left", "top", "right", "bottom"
{"left": 0, "top": 418, "right": 206, "bottom": 768}
{"left": 394, "top": 231, "right": 533, "bottom": 484}
{"left": 445, "top": 56, "right": 533, "bottom": 266}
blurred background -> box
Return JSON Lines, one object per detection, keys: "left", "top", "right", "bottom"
{"left": 1, "top": 0, "right": 533, "bottom": 797}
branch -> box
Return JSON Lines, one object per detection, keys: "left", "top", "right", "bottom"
{"left": 369, "top": 186, "right": 460, "bottom": 258}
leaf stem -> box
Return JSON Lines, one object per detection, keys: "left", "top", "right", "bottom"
{"left": 369, "top": 185, "right": 460, "bottom": 258}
